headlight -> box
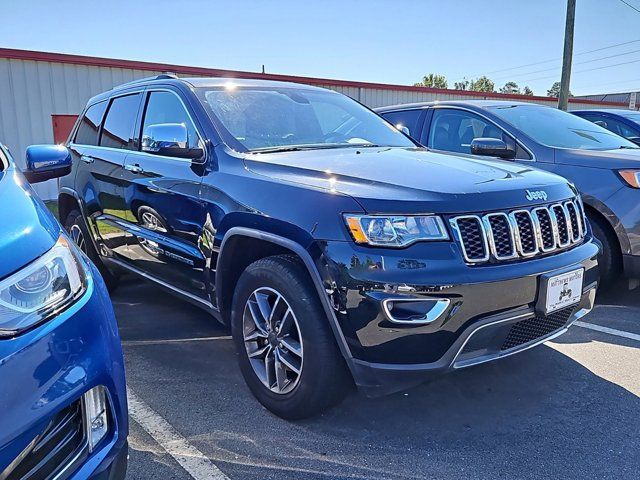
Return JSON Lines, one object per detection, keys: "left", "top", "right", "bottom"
{"left": 0, "top": 236, "right": 88, "bottom": 337}
{"left": 344, "top": 214, "right": 449, "bottom": 247}
{"left": 618, "top": 170, "right": 640, "bottom": 188}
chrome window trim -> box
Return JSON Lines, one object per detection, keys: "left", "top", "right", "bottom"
{"left": 449, "top": 215, "right": 490, "bottom": 263}
{"left": 71, "top": 87, "right": 207, "bottom": 165}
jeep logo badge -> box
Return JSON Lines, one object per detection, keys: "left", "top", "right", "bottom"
{"left": 525, "top": 189, "right": 548, "bottom": 201}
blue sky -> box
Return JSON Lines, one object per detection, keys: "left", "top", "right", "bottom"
{"left": 1, "top": 0, "right": 639, "bottom": 96}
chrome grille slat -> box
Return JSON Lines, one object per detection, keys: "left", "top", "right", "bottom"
{"left": 451, "top": 198, "right": 587, "bottom": 264}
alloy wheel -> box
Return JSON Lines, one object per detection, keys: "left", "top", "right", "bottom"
{"left": 69, "top": 224, "right": 87, "bottom": 253}
{"left": 243, "top": 287, "right": 303, "bottom": 394}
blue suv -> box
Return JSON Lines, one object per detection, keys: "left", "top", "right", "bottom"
{"left": 43, "top": 76, "right": 598, "bottom": 419}
{"left": 0, "top": 144, "right": 128, "bottom": 479}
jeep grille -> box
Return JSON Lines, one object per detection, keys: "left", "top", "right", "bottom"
{"left": 450, "top": 198, "right": 587, "bottom": 264}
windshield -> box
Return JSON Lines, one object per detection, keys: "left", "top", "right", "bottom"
{"left": 197, "top": 85, "right": 415, "bottom": 152}
{"left": 489, "top": 104, "right": 639, "bottom": 150}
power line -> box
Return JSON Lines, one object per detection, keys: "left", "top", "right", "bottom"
{"left": 619, "top": 0, "right": 640, "bottom": 14}
{"left": 471, "top": 38, "right": 640, "bottom": 78}
{"left": 492, "top": 48, "right": 640, "bottom": 81}
{"left": 515, "top": 57, "right": 640, "bottom": 84}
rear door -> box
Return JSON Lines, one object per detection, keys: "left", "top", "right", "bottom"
{"left": 70, "top": 92, "right": 143, "bottom": 259}
{"left": 119, "top": 88, "right": 209, "bottom": 300}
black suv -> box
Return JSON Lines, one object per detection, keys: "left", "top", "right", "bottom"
{"left": 44, "top": 76, "right": 598, "bottom": 419}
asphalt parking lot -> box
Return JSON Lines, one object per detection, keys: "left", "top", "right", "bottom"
{"left": 115, "top": 277, "right": 640, "bottom": 480}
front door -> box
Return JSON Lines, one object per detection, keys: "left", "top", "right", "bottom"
{"left": 120, "top": 89, "right": 208, "bottom": 300}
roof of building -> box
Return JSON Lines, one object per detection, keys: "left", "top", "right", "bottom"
{"left": 0, "top": 47, "right": 629, "bottom": 107}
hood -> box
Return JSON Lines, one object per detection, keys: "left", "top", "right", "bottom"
{"left": 0, "top": 166, "right": 60, "bottom": 279}
{"left": 556, "top": 147, "right": 640, "bottom": 169}
{"left": 244, "top": 147, "right": 576, "bottom": 214}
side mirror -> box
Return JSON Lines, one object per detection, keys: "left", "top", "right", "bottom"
{"left": 470, "top": 138, "right": 515, "bottom": 160}
{"left": 141, "top": 123, "right": 203, "bottom": 159}
{"left": 594, "top": 120, "right": 608, "bottom": 128}
{"left": 627, "top": 136, "right": 640, "bottom": 146}
{"left": 395, "top": 124, "right": 411, "bottom": 136}
{"left": 23, "top": 145, "right": 72, "bottom": 184}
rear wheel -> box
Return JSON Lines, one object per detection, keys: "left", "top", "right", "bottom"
{"left": 64, "top": 209, "right": 120, "bottom": 292}
{"left": 231, "top": 255, "right": 350, "bottom": 419}
{"left": 588, "top": 213, "right": 621, "bottom": 287}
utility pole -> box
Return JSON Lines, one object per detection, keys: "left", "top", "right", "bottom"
{"left": 558, "top": 0, "right": 576, "bottom": 111}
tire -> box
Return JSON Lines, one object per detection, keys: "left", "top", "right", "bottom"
{"left": 588, "top": 213, "right": 621, "bottom": 287}
{"left": 64, "top": 209, "right": 120, "bottom": 292}
{"left": 231, "top": 255, "right": 351, "bottom": 419}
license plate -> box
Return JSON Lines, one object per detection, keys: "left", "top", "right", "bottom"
{"left": 545, "top": 269, "right": 583, "bottom": 314}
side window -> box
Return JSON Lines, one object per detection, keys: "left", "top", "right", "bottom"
{"left": 100, "top": 94, "right": 142, "bottom": 150}
{"left": 381, "top": 110, "right": 422, "bottom": 139}
{"left": 601, "top": 117, "right": 637, "bottom": 138}
{"left": 141, "top": 91, "right": 200, "bottom": 151}
{"left": 74, "top": 101, "right": 108, "bottom": 146}
{"left": 428, "top": 109, "right": 531, "bottom": 160}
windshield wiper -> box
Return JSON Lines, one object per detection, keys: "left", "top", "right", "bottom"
{"left": 618, "top": 145, "right": 640, "bottom": 149}
{"left": 250, "top": 143, "right": 368, "bottom": 154}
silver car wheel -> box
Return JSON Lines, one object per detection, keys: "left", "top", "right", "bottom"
{"left": 243, "top": 287, "right": 303, "bottom": 395}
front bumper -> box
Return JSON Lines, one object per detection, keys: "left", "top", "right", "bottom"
{"left": 317, "top": 238, "right": 600, "bottom": 395}
{"left": 0, "top": 264, "right": 128, "bottom": 480}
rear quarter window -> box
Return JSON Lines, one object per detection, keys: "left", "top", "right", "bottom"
{"left": 74, "top": 101, "right": 108, "bottom": 146}
{"left": 100, "top": 94, "right": 142, "bottom": 150}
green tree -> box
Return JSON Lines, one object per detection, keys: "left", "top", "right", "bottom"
{"left": 547, "top": 82, "right": 572, "bottom": 98}
{"left": 454, "top": 79, "right": 470, "bottom": 90}
{"left": 522, "top": 86, "right": 534, "bottom": 96}
{"left": 470, "top": 76, "right": 495, "bottom": 93}
{"left": 499, "top": 81, "right": 521, "bottom": 94}
{"left": 414, "top": 73, "right": 448, "bottom": 89}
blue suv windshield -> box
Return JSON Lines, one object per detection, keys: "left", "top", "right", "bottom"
{"left": 197, "top": 85, "right": 415, "bottom": 152}
{"left": 489, "top": 104, "right": 639, "bottom": 150}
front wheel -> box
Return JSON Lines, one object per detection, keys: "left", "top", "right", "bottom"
{"left": 64, "top": 209, "right": 120, "bottom": 292}
{"left": 231, "top": 255, "right": 350, "bottom": 419}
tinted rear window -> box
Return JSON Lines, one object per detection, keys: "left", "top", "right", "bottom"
{"left": 100, "top": 94, "right": 142, "bottom": 150}
{"left": 75, "top": 101, "right": 108, "bottom": 146}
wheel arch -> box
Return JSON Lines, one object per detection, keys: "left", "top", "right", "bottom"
{"left": 582, "top": 196, "right": 628, "bottom": 255}
{"left": 215, "top": 227, "right": 355, "bottom": 369}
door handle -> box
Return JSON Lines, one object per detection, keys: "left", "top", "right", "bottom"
{"left": 80, "top": 155, "right": 95, "bottom": 164}
{"left": 124, "top": 163, "right": 144, "bottom": 174}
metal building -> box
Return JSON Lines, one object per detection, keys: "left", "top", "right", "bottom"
{"left": 0, "top": 47, "right": 628, "bottom": 199}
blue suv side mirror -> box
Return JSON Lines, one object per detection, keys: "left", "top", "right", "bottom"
{"left": 23, "top": 145, "right": 72, "bottom": 184}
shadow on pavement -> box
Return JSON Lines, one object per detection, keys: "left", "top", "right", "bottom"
{"left": 114, "top": 276, "right": 640, "bottom": 480}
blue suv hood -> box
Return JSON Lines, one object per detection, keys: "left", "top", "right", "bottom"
{"left": 0, "top": 167, "right": 60, "bottom": 279}
{"left": 557, "top": 146, "right": 640, "bottom": 168}
{"left": 245, "top": 147, "right": 576, "bottom": 214}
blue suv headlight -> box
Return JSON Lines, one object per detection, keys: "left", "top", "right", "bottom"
{"left": 0, "top": 235, "right": 88, "bottom": 337}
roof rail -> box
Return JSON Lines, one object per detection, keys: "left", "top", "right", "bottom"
{"left": 112, "top": 72, "right": 179, "bottom": 90}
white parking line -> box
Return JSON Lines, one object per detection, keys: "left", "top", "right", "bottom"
{"left": 123, "top": 336, "right": 232, "bottom": 347}
{"left": 574, "top": 321, "right": 640, "bottom": 342}
{"left": 128, "top": 390, "right": 230, "bottom": 480}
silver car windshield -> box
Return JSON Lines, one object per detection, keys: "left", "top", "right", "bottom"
{"left": 489, "top": 104, "right": 639, "bottom": 150}
{"left": 198, "top": 85, "right": 415, "bottom": 152}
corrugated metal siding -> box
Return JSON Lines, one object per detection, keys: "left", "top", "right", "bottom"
{"left": 0, "top": 57, "right": 629, "bottom": 199}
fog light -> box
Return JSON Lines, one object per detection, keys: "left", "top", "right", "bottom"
{"left": 83, "top": 386, "right": 109, "bottom": 452}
